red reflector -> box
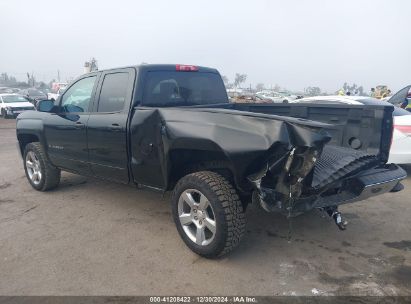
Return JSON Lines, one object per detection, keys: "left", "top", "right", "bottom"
{"left": 176, "top": 64, "right": 199, "bottom": 71}
{"left": 394, "top": 124, "right": 411, "bottom": 136}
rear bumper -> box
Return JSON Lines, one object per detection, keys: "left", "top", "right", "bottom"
{"left": 318, "top": 164, "right": 405, "bottom": 205}
{"left": 291, "top": 164, "right": 407, "bottom": 215}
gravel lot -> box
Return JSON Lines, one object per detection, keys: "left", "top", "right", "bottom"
{"left": 0, "top": 118, "right": 410, "bottom": 296}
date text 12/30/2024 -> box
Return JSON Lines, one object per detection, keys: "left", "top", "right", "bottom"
{"left": 149, "top": 297, "right": 257, "bottom": 303}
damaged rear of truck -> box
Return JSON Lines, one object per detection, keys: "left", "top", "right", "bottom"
{"left": 18, "top": 64, "right": 406, "bottom": 258}
{"left": 134, "top": 102, "right": 406, "bottom": 257}
{"left": 127, "top": 65, "right": 406, "bottom": 257}
{"left": 152, "top": 104, "right": 404, "bottom": 212}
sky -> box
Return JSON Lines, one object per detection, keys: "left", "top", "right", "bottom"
{"left": 1, "top": 0, "right": 410, "bottom": 93}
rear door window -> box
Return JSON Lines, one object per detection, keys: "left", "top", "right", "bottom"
{"left": 97, "top": 72, "right": 129, "bottom": 112}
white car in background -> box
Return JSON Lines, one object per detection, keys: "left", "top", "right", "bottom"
{"left": 292, "top": 95, "right": 411, "bottom": 164}
{"left": 256, "top": 90, "right": 297, "bottom": 103}
{"left": 0, "top": 94, "right": 35, "bottom": 118}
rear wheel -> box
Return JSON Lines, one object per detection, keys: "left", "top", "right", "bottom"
{"left": 171, "top": 171, "right": 246, "bottom": 258}
{"left": 23, "top": 142, "right": 61, "bottom": 191}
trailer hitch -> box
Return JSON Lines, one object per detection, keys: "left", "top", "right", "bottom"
{"left": 331, "top": 211, "right": 348, "bottom": 230}
{"left": 320, "top": 207, "right": 348, "bottom": 230}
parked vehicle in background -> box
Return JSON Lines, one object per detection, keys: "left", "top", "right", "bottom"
{"left": 254, "top": 95, "right": 273, "bottom": 103}
{"left": 255, "top": 90, "right": 297, "bottom": 103}
{"left": 19, "top": 88, "right": 48, "bottom": 106}
{"left": 292, "top": 95, "right": 411, "bottom": 164}
{"left": 0, "top": 87, "right": 21, "bottom": 94}
{"left": 390, "top": 109, "right": 411, "bottom": 163}
{"left": 51, "top": 82, "right": 68, "bottom": 93}
{"left": 231, "top": 94, "right": 272, "bottom": 103}
{"left": 47, "top": 87, "right": 66, "bottom": 101}
{"left": 16, "top": 64, "right": 405, "bottom": 257}
{"left": 291, "top": 95, "right": 364, "bottom": 105}
{"left": 386, "top": 85, "right": 411, "bottom": 109}
{"left": 226, "top": 88, "right": 244, "bottom": 99}
{"left": 9, "top": 88, "right": 21, "bottom": 93}
{"left": 278, "top": 90, "right": 301, "bottom": 100}
{"left": 0, "top": 94, "right": 35, "bottom": 118}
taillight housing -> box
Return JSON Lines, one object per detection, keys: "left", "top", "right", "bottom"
{"left": 176, "top": 64, "right": 199, "bottom": 72}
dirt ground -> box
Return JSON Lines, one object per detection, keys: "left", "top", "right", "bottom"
{"left": 0, "top": 118, "right": 410, "bottom": 296}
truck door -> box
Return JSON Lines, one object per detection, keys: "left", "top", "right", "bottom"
{"left": 43, "top": 74, "right": 98, "bottom": 173}
{"left": 87, "top": 68, "right": 135, "bottom": 183}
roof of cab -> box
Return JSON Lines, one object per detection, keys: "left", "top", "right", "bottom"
{"left": 93, "top": 64, "right": 220, "bottom": 74}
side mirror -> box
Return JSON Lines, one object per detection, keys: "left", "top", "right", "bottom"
{"left": 37, "top": 100, "right": 55, "bottom": 112}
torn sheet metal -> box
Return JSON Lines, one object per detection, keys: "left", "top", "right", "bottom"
{"left": 129, "top": 107, "right": 331, "bottom": 191}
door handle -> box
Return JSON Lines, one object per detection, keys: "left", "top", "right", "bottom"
{"left": 75, "top": 122, "right": 85, "bottom": 129}
{"left": 110, "top": 123, "right": 122, "bottom": 131}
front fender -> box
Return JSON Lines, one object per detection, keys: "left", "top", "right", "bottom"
{"left": 16, "top": 114, "right": 47, "bottom": 156}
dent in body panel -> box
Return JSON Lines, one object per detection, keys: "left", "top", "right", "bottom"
{"left": 129, "top": 107, "right": 331, "bottom": 195}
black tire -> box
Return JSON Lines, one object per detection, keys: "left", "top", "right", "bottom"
{"left": 282, "top": 99, "right": 289, "bottom": 104}
{"left": 171, "top": 171, "right": 246, "bottom": 258}
{"left": 23, "top": 142, "right": 61, "bottom": 191}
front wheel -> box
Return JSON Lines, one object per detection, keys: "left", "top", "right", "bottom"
{"left": 171, "top": 171, "right": 246, "bottom": 258}
{"left": 23, "top": 142, "right": 61, "bottom": 191}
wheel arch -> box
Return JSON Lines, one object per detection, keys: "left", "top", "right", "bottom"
{"left": 16, "top": 119, "right": 46, "bottom": 157}
{"left": 17, "top": 133, "right": 41, "bottom": 156}
{"left": 166, "top": 148, "right": 237, "bottom": 192}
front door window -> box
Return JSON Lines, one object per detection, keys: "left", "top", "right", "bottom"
{"left": 61, "top": 76, "right": 96, "bottom": 113}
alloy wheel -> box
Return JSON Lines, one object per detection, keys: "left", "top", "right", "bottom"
{"left": 177, "top": 189, "right": 217, "bottom": 246}
{"left": 26, "top": 151, "right": 42, "bottom": 185}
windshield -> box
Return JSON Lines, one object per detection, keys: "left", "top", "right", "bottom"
{"left": 387, "top": 85, "right": 411, "bottom": 105}
{"left": 142, "top": 71, "right": 228, "bottom": 106}
{"left": 2, "top": 95, "right": 30, "bottom": 103}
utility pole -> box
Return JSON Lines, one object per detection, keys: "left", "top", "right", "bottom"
{"left": 57, "top": 70, "right": 60, "bottom": 82}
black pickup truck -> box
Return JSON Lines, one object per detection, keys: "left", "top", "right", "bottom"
{"left": 16, "top": 64, "right": 406, "bottom": 257}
